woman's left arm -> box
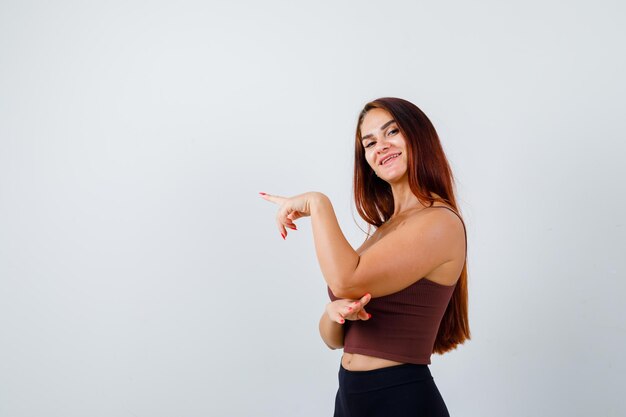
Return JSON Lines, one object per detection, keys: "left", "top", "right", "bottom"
{"left": 261, "top": 191, "right": 463, "bottom": 299}
{"left": 308, "top": 193, "right": 361, "bottom": 296}
{"left": 260, "top": 191, "right": 359, "bottom": 296}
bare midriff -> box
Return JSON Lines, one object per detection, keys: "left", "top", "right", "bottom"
{"left": 341, "top": 352, "right": 405, "bottom": 371}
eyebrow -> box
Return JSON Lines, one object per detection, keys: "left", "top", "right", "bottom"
{"left": 361, "top": 120, "right": 397, "bottom": 142}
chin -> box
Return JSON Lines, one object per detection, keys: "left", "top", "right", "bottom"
{"left": 386, "top": 172, "right": 408, "bottom": 184}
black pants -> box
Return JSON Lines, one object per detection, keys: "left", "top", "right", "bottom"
{"left": 333, "top": 362, "right": 450, "bottom": 417}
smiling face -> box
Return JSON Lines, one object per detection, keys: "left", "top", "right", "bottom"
{"left": 360, "top": 108, "right": 408, "bottom": 184}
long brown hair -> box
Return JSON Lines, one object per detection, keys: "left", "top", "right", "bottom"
{"left": 353, "top": 97, "right": 470, "bottom": 354}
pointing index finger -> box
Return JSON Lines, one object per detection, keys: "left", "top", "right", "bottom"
{"left": 258, "top": 192, "right": 284, "bottom": 204}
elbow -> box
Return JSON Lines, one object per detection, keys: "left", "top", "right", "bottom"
{"left": 328, "top": 258, "right": 362, "bottom": 299}
{"left": 330, "top": 288, "right": 352, "bottom": 299}
{"left": 329, "top": 282, "right": 364, "bottom": 300}
{"left": 324, "top": 341, "right": 344, "bottom": 350}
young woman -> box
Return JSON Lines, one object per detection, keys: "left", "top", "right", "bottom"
{"left": 260, "top": 97, "right": 470, "bottom": 417}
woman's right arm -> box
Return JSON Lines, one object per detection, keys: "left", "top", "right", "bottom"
{"left": 319, "top": 310, "right": 344, "bottom": 350}
{"left": 319, "top": 294, "right": 372, "bottom": 350}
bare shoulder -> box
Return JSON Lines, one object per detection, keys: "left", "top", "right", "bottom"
{"left": 401, "top": 203, "right": 466, "bottom": 255}
{"left": 354, "top": 203, "right": 465, "bottom": 259}
{"left": 410, "top": 204, "right": 467, "bottom": 284}
{"left": 419, "top": 203, "right": 465, "bottom": 234}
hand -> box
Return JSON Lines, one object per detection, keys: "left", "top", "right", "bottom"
{"left": 325, "top": 293, "right": 372, "bottom": 324}
{"left": 258, "top": 191, "right": 323, "bottom": 239}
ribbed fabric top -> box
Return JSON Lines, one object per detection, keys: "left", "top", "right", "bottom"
{"left": 327, "top": 205, "right": 465, "bottom": 365}
{"left": 328, "top": 279, "right": 456, "bottom": 364}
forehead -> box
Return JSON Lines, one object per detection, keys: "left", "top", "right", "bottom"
{"left": 360, "top": 108, "right": 394, "bottom": 136}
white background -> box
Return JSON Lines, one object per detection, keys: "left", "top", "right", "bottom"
{"left": 1, "top": 1, "right": 625, "bottom": 416}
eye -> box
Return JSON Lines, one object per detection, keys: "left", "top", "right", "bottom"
{"left": 388, "top": 128, "right": 398, "bottom": 136}
{"left": 364, "top": 142, "right": 375, "bottom": 148}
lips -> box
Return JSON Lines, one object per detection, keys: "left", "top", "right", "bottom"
{"left": 379, "top": 152, "right": 401, "bottom": 165}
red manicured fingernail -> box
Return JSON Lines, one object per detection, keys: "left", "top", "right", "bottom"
{"left": 281, "top": 232, "right": 285, "bottom": 239}
{"left": 259, "top": 192, "right": 267, "bottom": 195}
{"left": 340, "top": 319, "right": 345, "bottom": 324}
{"left": 368, "top": 313, "right": 372, "bottom": 319}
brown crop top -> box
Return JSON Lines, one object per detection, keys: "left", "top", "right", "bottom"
{"left": 327, "top": 205, "right": 466, "bottom": 365}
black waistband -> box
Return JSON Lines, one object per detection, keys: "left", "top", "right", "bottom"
{"left": 338, "top": 363, "right": 433, "bottom": 393}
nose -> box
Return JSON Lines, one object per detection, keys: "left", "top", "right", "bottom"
{"left": 375, "top": 138, "right": 390, "bottom": 153}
